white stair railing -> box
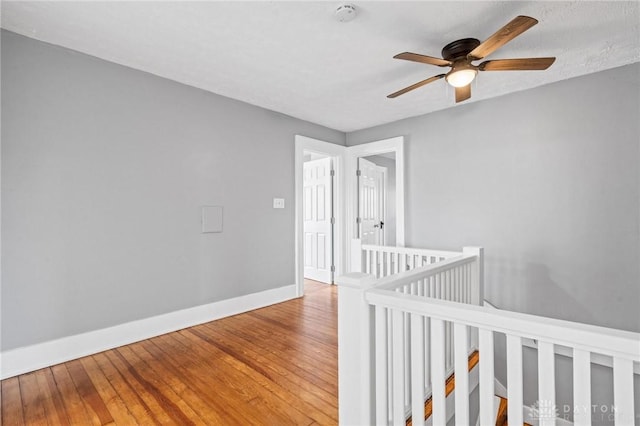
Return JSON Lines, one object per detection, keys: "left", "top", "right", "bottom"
{"left": 337, "top": 244, "right": 484, "bottom": 426}
{"left": 352, "top": 239, "right": 462, "bottom": 277}
{"left": 366, "top": 290, "right": 640, "bottom": 426}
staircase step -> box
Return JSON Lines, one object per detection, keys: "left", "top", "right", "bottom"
{"left": 406, "top": 350, "right": 479, "bottom": 426}
{"left": 495, "top": 396, "right": 508, "bottom": 425}
{"left": 494, "top": 396, "right": 532, "bottom": 426}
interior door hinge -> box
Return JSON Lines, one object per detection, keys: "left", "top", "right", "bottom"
{"left": 356, "top": 170, "right": 361, "bottom": 177}
{"left": 330, "top": 169, "right": 335, "bottom": 177}
{"left": 331, "top": 265, "right": 335, "bottom": 272}
{"left": 356, "top": 217, "right": 362, "bottom": 224}
{"left": 331, "top": 217, "right": 335, "bottom": 225}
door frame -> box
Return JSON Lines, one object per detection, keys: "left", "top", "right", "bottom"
{"left": 346, "top": 136, "right": 405, "bottom": 249}
{"left": 295, "top": 135, "right": 345, "bottom": 297}
{"left": 295, "top": 135, "right": 405, "bottom": 297}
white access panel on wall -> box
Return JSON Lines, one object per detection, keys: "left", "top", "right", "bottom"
{"left": 202, "top": 206, "right": 223, "bottom": 233}
{"left": 303, "top": 157, "right": 334, "bottom": 283}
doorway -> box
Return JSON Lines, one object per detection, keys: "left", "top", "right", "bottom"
{"left": 295, "top": 135, "right": 345, "bottom": 297}
{"left": 303, "top": 154, "right": 334, "bottom": 284}
{"left": 295, "top": 135, "right": 405, "bottom": 297}
{"left": 346, "top": 136, "right": 405, "bottom": 254}
{"left": 358, "top": 152, "right": 396, "bottom": 246}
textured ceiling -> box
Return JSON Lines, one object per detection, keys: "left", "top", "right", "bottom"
{"left": 2, "top": 1, "right": 639, "bottom": 132}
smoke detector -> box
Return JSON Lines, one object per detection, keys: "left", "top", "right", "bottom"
{"left": 334, "top": 4, "right": 357, "bottom": 22}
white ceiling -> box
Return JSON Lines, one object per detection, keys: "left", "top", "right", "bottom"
{"left": 2, "top": 1, "right": 639, "bottom": 132}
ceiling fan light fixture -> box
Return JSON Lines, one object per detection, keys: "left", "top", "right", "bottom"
{"left": 388, "top": 15, "right": 555, "bottom": 103}
{"left": 445, "top": 68, "right": 477, "bottom": 88}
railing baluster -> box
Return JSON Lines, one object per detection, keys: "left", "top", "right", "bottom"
{"left": 424, "top": 277, "right": 429, "bottom": 297}
{"left": 460, "top": 266, "right": 464, "bottom": 301}
{"left": 386, "top": 251, "right": 392, "bottom": 277}
{"left": 506, "top": 335, "right": 524, "bottom": 425}
{"left": 375, "top": 306, "right": 389, "bottom": 425}
{"left": 411, "top": 313, "right": 426, "bottom": 426}
{"left": 538, "top": 341, "right": 556, "bottom": 426}
{"left": 573, "top": 349, "right": 591, "bottom": 426}
{"left": 453, "top": 267, "right": 459, "bottom": 302}
{"left": 366, "top": 249, "right": 371, "bottom": 274}
{"left": 465, "top": 263, "right": 470, "bottom": 303}
{"left": 446, "top": 321, "right": 452, "bottom": 371}
{"left": 352, "top": 244, "right": 638, "bottom": 426}
{"left": 445, "top": 270, "right": 450, "bottom": 300}
{"left": 391, "top": 309, "right": 405, "bottom": 425}
{"left": 613, "top": 357, "right": 634, "bottom": 425}
{"left": 404, "top": 311, "right": 411, "bottom": 411}
{"left": 424, "top": 316, "right": 431, "bottom": 397}
{"left": 458, "top": 266, "right": 463, "bottom": 301}
{"left": 479, "top": 328, "right": 495, "bottom": 425}
{"left": 461, "top": 263, "right": 466, "bottom": 302}
{"left": 431, "top": 318, "right": 446, "bottom": 426}
{"left": 370, "top": 249, "right": 375, "bottom": 277}
{"left": 454, "top": 323, "right": 470, "bottom": 426}
{"left": 387, "top": 312, "right": 393, "bottom": 421}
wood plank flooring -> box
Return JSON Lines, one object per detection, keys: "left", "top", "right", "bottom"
{"left": 1, "top": 280, "right": 338, "bottom": 425}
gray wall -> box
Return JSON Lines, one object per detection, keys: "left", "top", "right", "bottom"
{"left": 1, "top": 30, "right": 345, "bottom": 351}
{"left": 348, "top": 63, "right": 640, "bottom": 333}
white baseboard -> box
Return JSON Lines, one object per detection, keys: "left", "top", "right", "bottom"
{"left": 0, "top": 284, "right": 297, "bottom": 379}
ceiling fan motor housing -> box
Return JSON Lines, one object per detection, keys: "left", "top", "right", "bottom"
{"left": 441, "top": 38, "right": 481, "bottom": 61}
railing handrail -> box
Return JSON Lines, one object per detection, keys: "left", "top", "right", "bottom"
{"left": 372, "top": 254, "right": 474, "bottom": 290}
{"left": 361, "top": 243, "right": 461, "bottom": 259}
{"left": 337, "top": 243, "right": 484, "bottom": 426}
{"left": 366, "top": 289, "right": 640, "bottom": 362}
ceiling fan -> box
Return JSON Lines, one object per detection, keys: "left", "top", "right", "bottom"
{"left": 388, "top": 15, "right": 556, "bottom": 103}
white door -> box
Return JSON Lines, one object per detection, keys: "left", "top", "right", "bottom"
{"left": 358, "top": 158, "right": 386, "bottom": 245}
{"left": 303, "top": 157, "right": 334, "bottom": 283}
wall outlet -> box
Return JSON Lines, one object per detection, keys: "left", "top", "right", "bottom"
{"left": 273, "top": 198, "right": 285, "bottom": 209}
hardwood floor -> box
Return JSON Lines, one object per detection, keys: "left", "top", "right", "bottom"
{"left": 1, "top": 280, "right": 338, "bottom": 425}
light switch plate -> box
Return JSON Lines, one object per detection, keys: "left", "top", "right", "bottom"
{"left": 273, "top": 198, "right": 285, "bottom": 209}
{"left": 202, "top": 206, "right": 223, "bottom": 233}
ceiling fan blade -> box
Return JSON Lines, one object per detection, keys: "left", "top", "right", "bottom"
{"left": 455, "top": 85, "right": 471, "bottom": 103}
{"left": 387, "top": 74, "right": 446, "bottom": 98}
{"left": 394, "top": 52, "right": 452, "bottom": 67}
{"left": 479, "top": 57, "right": 556, "bottom": 71}
{"left": 467, "top": 16, "right": 538, "bottom": 60}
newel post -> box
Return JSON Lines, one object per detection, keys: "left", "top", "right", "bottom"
{"left": 336, "top": 272, "right": 377, "bottom": 426}
{"left": 463, "top": 246, "right": 484, "bottom": 306}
